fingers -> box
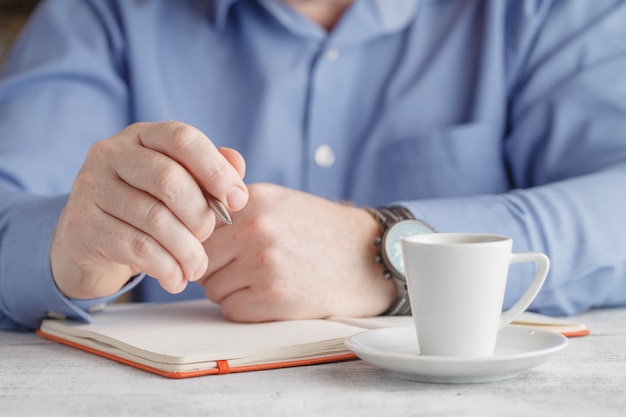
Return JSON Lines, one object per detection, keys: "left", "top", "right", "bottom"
{"left": 219, "top": 147, "right": 246, "bottom": 180}
{"left": 219, "top": 288, "right": 284, "bottom": 323}
{"left": 203, "top": 270, "right": 291, "bottom": 323}
{"left": 52, "top": 121, "right": 246, "bottom": 299}
{"left": 109, "top": 140, "right": 216, "bottom": 242}
{"left": 95, "top": 176, "right": 209, "bottom": 285}
{"left": 136, "top": 122, "right": 248, "bottom": 212}
{"left": 85, "top": 210, "right": 192, "bottom": 294}
{"left": 202, "top": 260, "right": 247, "bottom": 304}
{"left": 100, "top": 121, "right": 248, "bottom": 245}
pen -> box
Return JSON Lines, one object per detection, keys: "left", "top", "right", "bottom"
{"left": 206, "top": 194, "right": 232, "bottom": 225}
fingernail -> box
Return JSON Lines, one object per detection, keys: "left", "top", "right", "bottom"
{"left": 227, "top": 186, "right": 247, "bottom": 210}
{"left": 193, "top": 258, "right": 208, "bottom": 281}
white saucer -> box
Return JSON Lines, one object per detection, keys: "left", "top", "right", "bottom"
{"left": 344, "top": 325, "right": 568, "bottom": 384}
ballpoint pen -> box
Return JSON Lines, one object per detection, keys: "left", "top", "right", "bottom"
{"left": 203, "top": 190, "right": 232, "bottom": 225}
{"left": 207, "top": 196, "right": 232, "bottom": 225}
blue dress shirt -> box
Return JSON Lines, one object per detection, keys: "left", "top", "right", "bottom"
{"left": 1, "top": 0, "right": 626, "bottom": 330}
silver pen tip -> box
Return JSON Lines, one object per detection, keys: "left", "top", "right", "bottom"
{"left": 208, "top": 197, "right": 232, "bottom": 225}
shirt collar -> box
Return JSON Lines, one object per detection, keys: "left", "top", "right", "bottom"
{"left": 210, "top": 0, "right": 435, "bottom": 33}
{"left": 210, "top": 0, "right": 239, "bottom": 30}
{"left": 373, "top": 0, "right": 420, "bottom": 32}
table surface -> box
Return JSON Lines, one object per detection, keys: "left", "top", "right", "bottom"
{"left": 1, "top": 307, "right": 625, "bottom": 417}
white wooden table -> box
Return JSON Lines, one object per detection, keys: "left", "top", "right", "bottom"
{"left": 1, "top": 308, "right": 625, "bottom": 417}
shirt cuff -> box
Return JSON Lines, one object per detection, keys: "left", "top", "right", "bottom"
{"left": 397, "top": 195, "right": 534, "bottom": 311}
{"left": 0, "top": 194, "right": 143, "bottom": 330}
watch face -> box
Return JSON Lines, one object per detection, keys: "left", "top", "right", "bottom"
{"left": 382, "top": 220, "right": 434, "bottom": 278}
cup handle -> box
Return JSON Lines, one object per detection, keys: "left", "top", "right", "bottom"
{"left": 499, "top": 252, "right": 550, "bottom": 329}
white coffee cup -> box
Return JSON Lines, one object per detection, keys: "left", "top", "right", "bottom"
{"left": 401, "top": 233, "right": 549, "bottom": 357}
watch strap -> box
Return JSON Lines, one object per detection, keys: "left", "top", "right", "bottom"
{"left": 367, "top": 206, "right": 419, "bottom": 316}
{"left": 368, "top": 206, "right": 415, "bottom": 235}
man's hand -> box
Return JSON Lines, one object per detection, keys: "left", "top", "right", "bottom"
{"left": 51, "top": 121, "right": 248, "bottom": 299}
{"left": 199, "top": 183, "right": 397, "bottom": 321}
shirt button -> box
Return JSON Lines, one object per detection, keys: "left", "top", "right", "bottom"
{"left": 324, "top": 48, "right": 340, "bottom": 62}
{"left": 87, "top": 303, "right": 107, "bottom": 313}
{"left": 46, "top": 311, "right": 67, "bottom": 320}
{"left": 314, "top": 145, "right": 336, "bottom": 168}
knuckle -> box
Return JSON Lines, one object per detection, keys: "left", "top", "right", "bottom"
{"left": 255, "top": 246, "right": 282, "bottom": 272}
{"left": 166, "top": 123, "right": 200, "bottom": 152}
{"left": 72, "top": 170, "right": 99, "bottom": 194}
{"left": 87, "top": 137, "right": 119, "bottom": 163}
{"left": 128, "top": 121, "right": 149, "bottom": 131}
{"left": 203, "top": 157, "right": 230, "bottom": 182}
{"left": 144, "top": 201, "right": 175, "bottom": 232}
{"left": 152, "top": 163, "right": 185, "bottom": 203}
{"left": 86, "top": 139, "right": 108, "bottom": 158}
{"left": 247, "top": 215, "right": 279, "bottom": 241}
{"left": 194, "top": 219, "right": 215, "bottom": 243}
{"left": 129, "top": 232, "right": 157, "bottom": 260}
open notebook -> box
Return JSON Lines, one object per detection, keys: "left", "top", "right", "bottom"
{"left": 37, "top": 299, "right": 589, "bottom": 379}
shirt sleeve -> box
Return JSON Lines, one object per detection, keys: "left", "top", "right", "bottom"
{"left": 404, "top": 1, "right": 626, "bottom": 316}
{"left": 0, "top": 0, "right": 134, "bottom": 331}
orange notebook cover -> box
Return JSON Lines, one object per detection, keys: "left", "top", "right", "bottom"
{"left": 37, "top": 300, "right": 362, "bottom": 379}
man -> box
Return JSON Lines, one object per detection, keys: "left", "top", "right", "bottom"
{"left": 1, "top": 0, "right": 625, "bottom": 331}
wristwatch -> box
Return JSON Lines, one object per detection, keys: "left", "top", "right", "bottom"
{"left": 367, "top": 206, "right": 435, "bottom": 315}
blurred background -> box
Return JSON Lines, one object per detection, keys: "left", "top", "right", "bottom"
{"left": 0, "top": 0, "right": 40, "bottom": 65}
